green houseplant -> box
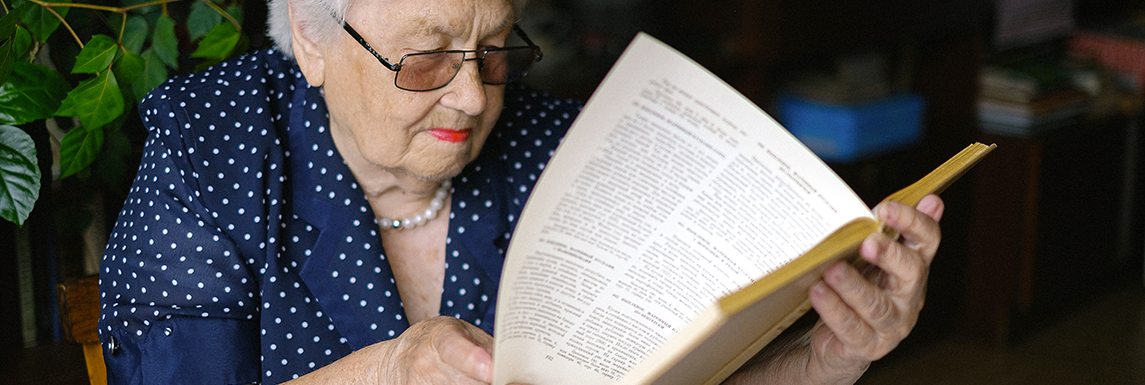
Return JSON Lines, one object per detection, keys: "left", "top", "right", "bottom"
{"left": 0, "top": 0, "right": 253, "bottom": 227}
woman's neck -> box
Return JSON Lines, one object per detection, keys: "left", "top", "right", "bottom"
{"left": 328, "top": 121, "right": 449, "bottom": 221}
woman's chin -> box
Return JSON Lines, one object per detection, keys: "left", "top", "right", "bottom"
{"left": 418, "top": 145, "right": 483, "bottom": 179}
{"left": 364, "top": 139, "right": 483, "bottom": 184}
{"left": 396, "top": 159, "right": 469, "bottom": 184}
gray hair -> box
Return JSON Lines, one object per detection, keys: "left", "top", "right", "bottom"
{"left": 266, "top": 0, "right": 524, "bottom": 59}
{"left": 266, "top": 0, "right": 352, "bottom": 58}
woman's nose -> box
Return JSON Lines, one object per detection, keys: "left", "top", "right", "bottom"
{"left": 440, "top": 59, "right": 488, "bottom": 116}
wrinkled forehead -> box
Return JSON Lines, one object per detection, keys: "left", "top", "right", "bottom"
{"left": 347, "top": 0, "right": 516, "bottom": 38}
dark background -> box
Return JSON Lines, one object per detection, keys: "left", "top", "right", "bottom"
{"left": 4, "top": 0, "right": 1144, "bottom": 383}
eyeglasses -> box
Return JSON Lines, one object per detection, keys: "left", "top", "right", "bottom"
{"left": 341, "top": 21, "right": 543, "bottom": 92}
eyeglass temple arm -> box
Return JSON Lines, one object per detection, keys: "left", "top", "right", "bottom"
{"left": 342, "top": 19, "right": 540, "bottom": 69}
{"left": 341, "top": 23, "right": 401, "bottom": 71}
{"left": 513, "top": 24, "right": 543, "bottom": 61}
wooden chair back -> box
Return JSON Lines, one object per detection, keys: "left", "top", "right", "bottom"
{"left": 57, "top": 275, "right": 107, "bottom": 385}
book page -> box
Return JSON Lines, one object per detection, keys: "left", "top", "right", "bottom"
{"left": 492, "top": 33, "right": 873, "bottom": 385}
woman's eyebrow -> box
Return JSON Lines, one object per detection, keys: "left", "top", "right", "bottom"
{"left": 405, "top": 12, "right": 514, "bottom": 40}
{"left": 491, "top": 17, "right": 513, "bottom": 35}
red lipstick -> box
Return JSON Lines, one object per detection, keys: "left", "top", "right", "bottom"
{"left": 427, "top": 128, "right": 471, "bottom": 143}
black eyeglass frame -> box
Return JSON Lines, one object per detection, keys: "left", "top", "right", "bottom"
{"left": 341, "top": 21, "right": 543, "bottom": 92}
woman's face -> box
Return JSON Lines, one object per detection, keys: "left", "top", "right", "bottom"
{"left": 316, "top": 0, "right": 514, "bottom": 183}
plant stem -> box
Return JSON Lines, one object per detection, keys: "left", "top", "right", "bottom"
{"left": 123, "top": 0, "right": 180, "bottom": 12}
{"left": 28, "top": 0, "right": 183, "bottom": 50}
{"left": 40, "top": 3, "right": 83, "bottom": 48}
{"left": 30, "top": 0, "right": 181, "bottom": 14}
{"left": 27, "top": 42, "right": 39, "bottom": 62}
{"left": 117, "top": 12, "right": 127, "bottom": 54}
{"left": 200, "top": 0, "right": 241, "bottom": 32}
{"left": 30, "top": 0, "right": 116, "bottom": 12}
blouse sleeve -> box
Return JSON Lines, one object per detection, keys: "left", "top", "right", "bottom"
{"left": 99, "top": 90, "right": 261, "bottom": 385}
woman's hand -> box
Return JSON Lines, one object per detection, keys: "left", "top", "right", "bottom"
{"left": 285, "top": 316, "right": 496, "bottom": 384}
{"left": 380, "top": 316, "right": 497, "bottom": 384}
{"left": 804, "top": 194, "right": 944, "bottom": 383}
{"left": 726, "top": 194, "right": 945, "bottom": 385}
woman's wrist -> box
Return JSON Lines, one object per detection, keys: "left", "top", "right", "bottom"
{"left": 722, "top": 324, "right": 870, "bottom": 385}
{"left": 281, "top": 342, "right": 386, "bottom": 385}
{"left": 801, "top": 323, "right": 871, "bottom": 385}
{"left": 722, "top": 325, "right": 814, "bottom": 384}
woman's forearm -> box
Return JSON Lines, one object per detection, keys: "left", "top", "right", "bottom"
{"left": 281, "top": 343, "right": 383, "bottom": 385}
{"left": 722, "top": 323, "right": 868, "bottom": 385}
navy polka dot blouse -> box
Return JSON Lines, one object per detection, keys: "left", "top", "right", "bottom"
{"left": 98, "top": 49, "right": 581, "bottom": 384}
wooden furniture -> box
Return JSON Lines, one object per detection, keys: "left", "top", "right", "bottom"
{"left": 964, "top": 116, "right": 1142, "bottom": 344}
{"left": 57, "top": 275, "right": 106, "bottom": 385}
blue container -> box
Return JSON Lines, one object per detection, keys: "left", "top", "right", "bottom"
{"left": 777, "top": 93, "right": 925, "bottom": 162}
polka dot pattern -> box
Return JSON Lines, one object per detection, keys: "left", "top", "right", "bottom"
{"left": 98, "top": 48, "right": 582, "bottom": 384}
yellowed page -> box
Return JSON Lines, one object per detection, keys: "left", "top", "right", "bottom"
{"left": 492, "top": 33, "right": 873, "bottom": 385}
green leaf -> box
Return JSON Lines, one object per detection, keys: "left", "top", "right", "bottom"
{"left": 0, "top": 43, "right": 14, "bottom": 88}
{"left": 0, "top": 10, "right": 18, "bottom": 86}
{"left": 56, "top": 70, "right": 124, "bottom": 130}
{"left": 54, "top": 95, "right": 77, "bottom": 117}
{"left": 13, "top": 26, "right": 32, "bottom": 61}
{"left": 15, "top": 0, "right": 70, "bottom": 43}
{"left": 114, "top": 50, "right": 145, "bottom": 103}
{"left": 95, "top": 121, "right": 130, "bottom": 186}
{"left": 225, "top": 4, "right": 243, "bottom": 26}
{"left": 58, "top": 123, "right": 104, "bottom": 180}
{"left": 133, "top": 48, "right": 168, "bottom": 99}
{"left": 152, "top": 14, "right": 179, "bottom": 70}
{"left": 0, "top": 62, "right": 70, "bottom": 125}
{"left": 187, "top": 1, "right": 223, "bottom": 41}
{"left": 121, "top": 16, "right": 148, "bottom": 53}
{"left": 113, "top": 50, "right": 145, "bottom": 85}
{"left": 0, "top": 124, "right": 41, "bottom": 226}
{"left": 191, "top": 22, "right": 240, "bottom": 59}
{"left": 72, "top": 34, "right": 118, "bottom": 74}
{"left": 0, "top": 7, "right": 16, "bottom": 34}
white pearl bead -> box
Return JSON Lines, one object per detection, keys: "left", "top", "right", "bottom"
{"left": 379, "top": 180, "right": 450, "bottom": 230}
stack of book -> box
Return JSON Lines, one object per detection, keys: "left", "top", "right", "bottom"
{"left": 1067, "top": 18, "right": 1145, "bottom": 117}
{"left": 1069, "top": 20, "right": 1145, "bottom": 92}
{"left": 977, "top": 57, "right": 1091, "bottom": 137}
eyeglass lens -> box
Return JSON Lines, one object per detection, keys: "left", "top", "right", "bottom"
{"left": 395, "top": 47, "right": 539, "bottom": 91}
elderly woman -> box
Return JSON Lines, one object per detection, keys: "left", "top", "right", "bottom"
{"left": 98, "top": 0, "right": 945, "bottom": 383}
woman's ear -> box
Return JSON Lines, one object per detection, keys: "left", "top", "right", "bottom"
{"left": 289, "top": 3, "right": 326, "bottom": 87}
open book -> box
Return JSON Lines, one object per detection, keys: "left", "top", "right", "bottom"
{"left": 491, "top": 33, "right": 994, "bottom": 385}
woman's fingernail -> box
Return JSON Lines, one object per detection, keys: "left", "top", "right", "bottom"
{"left": 813, "top": 281, "right": 828, "bottom": 294}
{"left": 881, "top": 202, "right": 899, "bottom": 221}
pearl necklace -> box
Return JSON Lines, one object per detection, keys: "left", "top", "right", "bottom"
{"left": 378, "top": 180, "right": 451, "bottom": 230}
